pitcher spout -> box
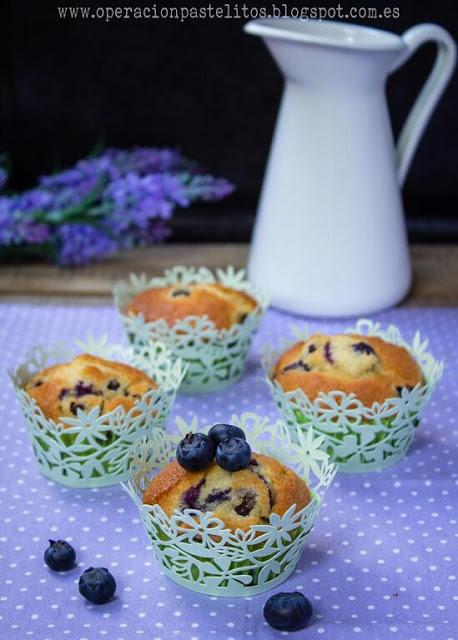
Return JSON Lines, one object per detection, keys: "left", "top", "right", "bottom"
{"left": 244, "top": 18, "right": 405, "bottom": 52}
{"left": 245, "top": 18, "right": 405, "bottom": 87}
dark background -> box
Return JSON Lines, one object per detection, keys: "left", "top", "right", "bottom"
{"left": 2, "top": 0, "right": 457, "bottom": 242}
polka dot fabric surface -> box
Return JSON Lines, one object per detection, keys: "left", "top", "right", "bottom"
{"left": 0, "top": 303, "right": 457, "bottom": 640}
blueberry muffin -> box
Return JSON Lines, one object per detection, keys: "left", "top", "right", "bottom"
{"left": 143, "top": 453, "right": 310, "bottom": 532}
{"left": 25, "top": 354, "right": 157, "bottom": 423}
{"left": 273, "top": 334, "right": 424, "bottom": 407}
{"left": 124, "top": 283, "right": 257, "bottom": 330}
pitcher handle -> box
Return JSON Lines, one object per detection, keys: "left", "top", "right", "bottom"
{"left": 395, "top": 24, "right": 456, "bottom": 185}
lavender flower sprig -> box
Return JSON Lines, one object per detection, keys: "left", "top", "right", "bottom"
{"left": 0, "top": 148, "right": 234, "bottom": 266}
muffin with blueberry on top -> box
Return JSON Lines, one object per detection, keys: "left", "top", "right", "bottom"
{"left": 273, "top": 334, "right": 424, "bottom": 406}
{"left": 25, "top": 354, "right": 157, "bottom": 423}
{"left": 143, "top": 423, "right": 311, "bottom": 532}
{"left": 124, "top": 282, "right": 258, "bottom": 330}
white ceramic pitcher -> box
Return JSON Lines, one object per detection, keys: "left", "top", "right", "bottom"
{"left": 244, "top": 19, "right": 456, "bottom": 317}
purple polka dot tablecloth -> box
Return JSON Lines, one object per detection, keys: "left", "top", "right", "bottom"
{"left": 0, "top": 303, "right": 457, "bottom": 640}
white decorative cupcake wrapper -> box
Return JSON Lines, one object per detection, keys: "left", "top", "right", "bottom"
{"left": 9, "top": 336, "right": 186, "bottom": 488}
{"left": 124, "top": 412, "right": 336, "bottom": 597}
{"left": 263, "top": 319, "right": 444, "bottom": 473}
{"left": 113, "top": 266, "right": 269, "bottom": 393}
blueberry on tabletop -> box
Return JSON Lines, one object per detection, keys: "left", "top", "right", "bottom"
{"left": 176, "top": 432, "right": 216, "bottom": 472}
{"left": 208, "top": 423, "right": 246, "bottom": 445}
{"left": 79, "top": 567, "right": 116, "bottom": 604}
{"left": 216, "top": 437, "right": 251, "bottom": 472}
{"left": 264, "top": 592, "right": 313, "bottom": 631}
{"left": 44, "top": 539, "right": 76, "bottom": 571}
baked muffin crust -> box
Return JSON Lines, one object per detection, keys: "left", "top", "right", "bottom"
{"left": 25, "top": 354, "right": 157, "bottom": 424}
{"left": 143, "top": 452, "right": 310, "bottom": 532}
{"left": 273, "top": 334, "right": 424, "bottom": 406}
{"left": 124, "top": 282, "right": 257, "bottom": 330}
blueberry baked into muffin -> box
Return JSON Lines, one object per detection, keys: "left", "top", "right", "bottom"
{"left": 273, "top": 334, "right": 424, "bottom": 407}
{"left": 143, "top": 424, "right": 311, "bottom": 532}
{"left": 25, "top": 354, "right": 157, "bottom": 423}
{"left": 124, "top": 283, "right": 257, "bottom": 330}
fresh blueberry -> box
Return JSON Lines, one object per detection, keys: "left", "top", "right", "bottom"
{"left": 208, "top": 423, "right": 246, "bottom": 445}
{"left": 79, "top": 567, "right": 116, "bottom": 604}
{"left": 176, "top": 432, "right": 216, "bottom": 472}
{"left": 264, "top": 592, "right": 313, "bottom": 631}
{"left": 216, "top": 437, "right": 251, "bottom": 472}
{"left": 44, "top": 539, "right": 76, "bottom": 571}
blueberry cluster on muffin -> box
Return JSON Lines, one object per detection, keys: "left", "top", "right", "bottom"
{"left": 142, "top": 423, "right": 310, "bottom": 532}
{"left": 124, "top": 283, "right": 257, "bottom": 330}
{"left": 273, "top": 334, "right": 424, "bottom": 406}
{"left": 25, "top": 354, "right": 157, "bottom": 423}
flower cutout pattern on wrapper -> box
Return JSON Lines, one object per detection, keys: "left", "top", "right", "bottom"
{"left": 263, "top": 318, "right": 444, "bottom": 473}
{"left": 9, "top": 336, "right": 186, "bottom": 488}
{"left": 124, "top": 412, "right": 336, "bottom": 597}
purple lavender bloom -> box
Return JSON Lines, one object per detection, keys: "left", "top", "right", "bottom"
{"left": 40, "top": 167, "right": 88, "bottom": 189}
{"left": 130, "top": 220, "right": 172, "bottom": 246}
{"left": 0, "top": 187, "right": 54, "bottom": 247}
{"left": 39, "top": 159, "right": 111, "bottom": 209}
{"left": 57, "top": 223, "right": 118, "bottom": 266}
{"left": 15, "top": 188, "right": 55, "bottom": 212}
{"left": 105, "top": 170, "right": 233, "bottom": 235}
{"left": 0, "top": 147, "right": 234, "bottom": 263}
{"left": 0, "top": 212, "right": 15, "bottom": 245}
{"left": 0, "top": 188, "right": 55, "bottom": 218}
{"left": 182, "top": 174, "right": 235, "bottom": 201}
{"left": 45, "top": 176, "right": 101, "bottom": 209}
{"left": 105, "top": 172, "right": 189, "bottom": 232}
{"left": 0, "top": 166, "right": 8, "bottom": 191}
{"left": 0, "top": 215, "right": 51, "bottom": 246}
{"left": 40, "top": 148, "right": 185, "bottom": 197}
{"left": 18, "top": 221, "right": 51, "bottom": 244}
{"left": 102, "top": 147, "right": 187, "bottom": 175}
{"left": 40, "top": 156, "right": 118, "bottom": 190}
